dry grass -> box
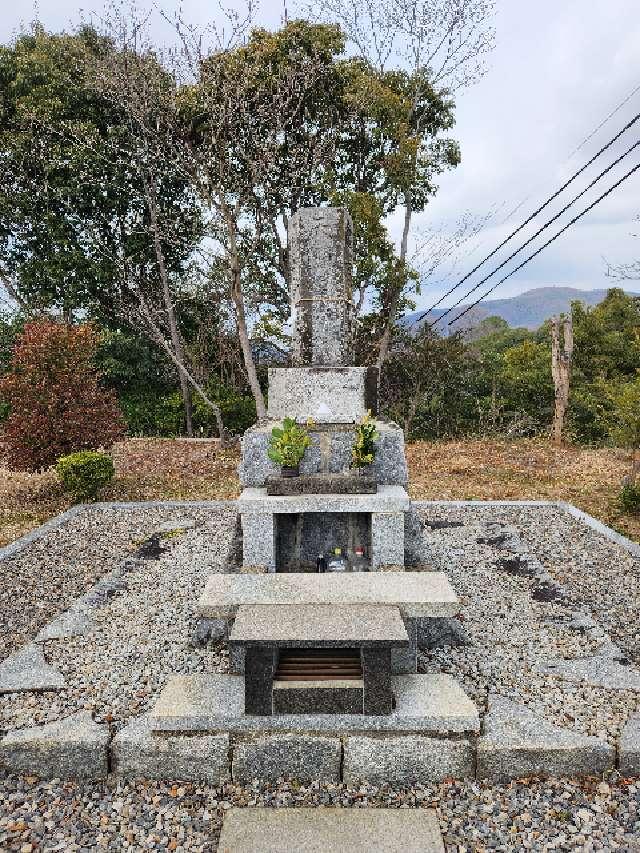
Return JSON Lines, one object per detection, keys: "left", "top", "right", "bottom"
{"left": 0, "top": 437, "right": 638, "bottom": 548}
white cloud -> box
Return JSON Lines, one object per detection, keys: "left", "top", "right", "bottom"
{"left": 2, "top": 0, "right": 639, "bottom": 309}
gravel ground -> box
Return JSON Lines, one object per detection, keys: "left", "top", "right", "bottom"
{"left": 0, "top": 775, "right": 639, "bottom": 852}
{"left": 1, "top": 500, "right": 640, "bottom": 851}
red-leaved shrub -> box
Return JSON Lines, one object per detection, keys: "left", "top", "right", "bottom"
{"left": 0, "top": 321, "right": 126, "bottom": 471}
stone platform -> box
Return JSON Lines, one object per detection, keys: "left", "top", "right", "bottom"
{"left": 239, "top": 486, "right": 409, "bottom": 571}
{"left": 199, "top": 572, "right": 459, "bottom": 620}
{"left": 148, "top": 673, "right": 479, "bottom": 735}
{"left": 216, "top": 807, "right": 445, "bottom": 853}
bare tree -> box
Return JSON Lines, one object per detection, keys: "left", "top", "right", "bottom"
{"left": 81, "top": 10, "right": 227, "bottom": 438}
{"left": 303, "top": 0, "right": 495, "bottom": 369}
{"left": 550, "top": 314, "right": 573, "bottom": 446}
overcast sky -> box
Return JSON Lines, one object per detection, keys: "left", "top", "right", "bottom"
{"left": 2, "top": 0, "right": 639, "bottom": 310}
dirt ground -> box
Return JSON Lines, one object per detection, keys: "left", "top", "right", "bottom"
{"left": 0, "top": 437, "right": 638, "bottom": 547}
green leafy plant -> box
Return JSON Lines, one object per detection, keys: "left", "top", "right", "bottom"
{"left": 56, "top": 451, "right": 115, "bottom": 502}
{"left": 351, "top": 412, "right": 380, "bottom": 469}
{"left": 267, "top": 417, "right": 312, "bottom": 469}
{"left": 620, "top": 483, "right": 640, "bottom": 516}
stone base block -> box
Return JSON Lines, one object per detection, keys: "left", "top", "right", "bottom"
{"left": 0, "top": 712, "right": 108, "bottom": 780}
{"left": 232, "top": 733, "right": 341, "bottom": 784}
{"left": 111, "top": 716, "right": 230, "bottom": 783}
{"left": 217, "top": 807, "right": 445, "bottom": 853}
{"left": 343, "top": 734, "right": 474, "bottom": 785}
{"left": 149, "top": 673, "right": 480, "bottom": 736}
{"left": 272, "top": 681, "right": 364, "bottom": 714}
{"left": 477, "top": 695, "right": 615, "bottom": 782}
{"left": 619, "top": 713, "right": 640, "bottom": 776}
{"left": 267, "top": 367, "right": 376, "bottom": 423}
{"left": 239, "top": 421, "right": 408, "bottom": 488}
{"left": 392, "top": 617, "right": 417, "bottom": 674}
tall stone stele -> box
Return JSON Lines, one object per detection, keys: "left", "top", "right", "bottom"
{"left": 237, "top": 206, "right": 418, "bottom": 572}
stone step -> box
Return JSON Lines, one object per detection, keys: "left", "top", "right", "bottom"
{"left": 216, "top": 807, "right": 445, "bottom": 853}
{"left": 148, "top": 672, "right": 480, "bottom": 735}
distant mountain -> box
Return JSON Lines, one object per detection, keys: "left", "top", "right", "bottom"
{"left": 404, "top": 287, "right": 640, "bottom": 334}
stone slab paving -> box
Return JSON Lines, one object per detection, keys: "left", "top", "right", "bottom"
{"left": 0, "top": 711, "right": 108, "bottom": 779}
{"left": 34, "top": 606, "right": 93, "bottom": 642}
{"left": 619, "top": 712, "right": 640, "bottom": 776}
{"left": 538, "top": 650, "right": 640, "bottom": 691}
{"left": 149, "top": 673, "right": 480, "bottom": 735}
{"left": 232, "top": 734, "right": 342, "bottom": 784}
{"left": 477, "top": 695, "right": 615, "bottom": 782}
{"left": 0, "top": 643, "right": 66, "bottom": 694}
{"left": 216, "top": 807, "right": 445, "bottom": 853}
{"left": 199, "top": 571, "right": 459, "bottom": 619}
{"left": 112, "top": 716, "right": 230, "bottom": 783}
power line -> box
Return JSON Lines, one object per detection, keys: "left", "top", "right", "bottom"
{"left": 425, "top": 136, "right": 640, "bottom": 330}
{"left": 442, "top": 161, "right": 640, "bottom": 330}
{"left": 415, "top": 110, "right": 640, "bottom": 325}
{"left": 567, "top": 80, "right": 640, "bottom": 160}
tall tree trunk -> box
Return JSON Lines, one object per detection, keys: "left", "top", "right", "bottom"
{"left": 550, "top": 314, "right": 573, "bottom": 446}
{"left": 225, "top": 209, "right": 267, "bottom": 419}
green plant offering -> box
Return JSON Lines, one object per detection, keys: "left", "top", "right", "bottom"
{"left": 56, "top": 451, "right": 115, "bottom": 502}
{"left": 268, "top": 417, "right": 312, "bottom": 468}
{"left": 351, "top": 412, "right": 379, "bottom": 469}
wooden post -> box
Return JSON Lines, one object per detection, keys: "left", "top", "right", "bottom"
{"left": 550, "top": 314, "right": 573, "bottom": 446}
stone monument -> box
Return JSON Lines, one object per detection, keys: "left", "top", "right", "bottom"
{"left": 147, "top": 207, "right": 477, "bottom": 776}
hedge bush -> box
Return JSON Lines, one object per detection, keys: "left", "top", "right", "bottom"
{"left": 0, "top": 321, "right": 125, "bottom": 470}
{"left": 56, "top": 450, "right": 115, "bottom": 502}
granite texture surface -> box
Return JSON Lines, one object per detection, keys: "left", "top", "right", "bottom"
{"left": 391, "top": 616, "right": 418, "bottom": 675}
{"left": 267, "top": 367, "right": 374, "bottom": 423}
{"left": 619, "top": 713, "right": 640, "bottom": 776}
{"left": 477, "top": 695, "right": 615, "bottom": 782}
{"left": 240, "top": 512, "right": 275, "bottom": 572}
{"left": 238, "top": 486, "right": 410, "bottom": 515}
{"left": 362, "top": 647, "right": 393, "bottom": 715}
{"left": 229, "top": 604, "right": 409, "bottom": 648}
{"left": 199, "top": 572, "right": 459, "bottom": 620}
{"left": 343, "top": 734, "right": 474, "bottom": 785}
{"left": 111, "top": 716, "right": 230, "bottom": 783}
{"left": 371, "top": 510, "right": 405, "bottom": 568}
{"left": 244, "top": 646, "right": 276, "bottom": 716}
{"left": 238, "top": 421, "right": 408, "bottom": 488}
{"left": 289, "top": 207, "right": 354, "bottom": 368}
{"left": 272, "top": 681, "right": 364, "bottom": 715}
{"left": 216, "top": 807, "right": 445, "bottom": 853}
{"left": 232, "top": 733, "right": 341, "bottom": 784}
{"left": 266, "top": 472, "right": 377, "bottom": 495}
{"left": 149, "top": 673, "right": 480, "bottom": 735}
{"left": 537, "top": 652, "right": 640, "bottom": 690}
{"left": 0, "top": 711, "right": 108, "bottom": 780}
{"left": 0, "top": 643, "right": 66, "bottom": 694}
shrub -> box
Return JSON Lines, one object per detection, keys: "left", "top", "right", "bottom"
{"left": 0, "top": 321, "right": 125, "bottom": 470}
{"left": 56, "top": 450, "right": 115, "bottom": 502}
{"left": 620, "top": 483, "right": 640, "bottom": 515}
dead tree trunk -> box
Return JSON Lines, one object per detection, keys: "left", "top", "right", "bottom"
{"left": 550, "top": 314, "right": 573, "bottom": 446}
